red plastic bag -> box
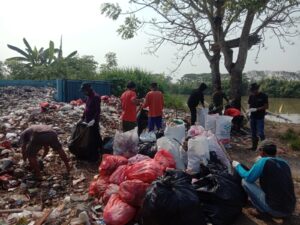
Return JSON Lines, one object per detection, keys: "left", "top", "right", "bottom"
{"left": 128, "top": 154, "right": 151, "bottom": 165}
{"left": 70, "top": 99, "right": 84, "bottom": 106}
{"left": 119, "top": 180, "right": 149, "bottom": 207}
{"left": 99, "top": 154, "right": 128, "bottom": 176}
{"left": 0, "top": 140, "right": 12, "bottom": 149}
{"left": 88, "top": 175, "right": 110, "bottom": 198}
{"left": 101, "top": 95, "right": 110, "bottom": 102}
{"left": 154, "top": 149, "right": 176, "bottom": 170}
{"left": 109, "top": 165, "right": 127, "bottom": 185}
{"left": 125, "top": 159, "right": 163, "bottom": 183}
{"left": 40, "top": 102, "right": 50, "bottom": 112}
{"left": 103, "top": 184, "right": 120, "bottom": 205}
{"left": 103, "top": 194, "right": 136, "bottom": 225}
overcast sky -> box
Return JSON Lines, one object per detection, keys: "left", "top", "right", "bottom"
{"left": 1, "top": 0, "right": 300, "bottom": 80}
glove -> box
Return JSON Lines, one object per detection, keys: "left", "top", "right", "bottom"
{"left": 249, "top": 108, "right": 257, "bottom": 113}
{"left": 76, "top": 119, "right": 83, "bottom": 125}
{"left": 232, "top": 160, "right": 240, "bottom": 168}
{"left": 87, "top": 119, "right": 95, "bottom": 127}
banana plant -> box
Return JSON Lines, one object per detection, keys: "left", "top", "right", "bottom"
{"left": 7, "top": 37, "right": 77, "bottom": 67}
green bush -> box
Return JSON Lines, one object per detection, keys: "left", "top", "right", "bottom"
{"left": 97, "top": 68, "right": 172, "bottom": 98}
{"left": 290, "top": 139, "right": 300, "bottom": 151}
{"left": 279, "top": 128, "right": 300, "bottom": 151}
{"left": 164, "top": 94, "right": 187, "bottom": 111}
{"left": 279, "top": 128, "right": 298, "bottom": 141}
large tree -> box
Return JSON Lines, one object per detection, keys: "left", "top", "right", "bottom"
{"left": 101, "top": 0, "right": 300, "bottom": 107}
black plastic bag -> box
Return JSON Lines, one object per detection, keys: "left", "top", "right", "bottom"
{"left": 102, "top": 137, "right": 114, "bottom": 154}
{"left": 194, "top": 168, "right": 247, "bottom": 225}
{"left": 68, "top": 123, "right": 101, "bottom": 161}
{"left": 138, "top": 142, "right": 157, "bottom": 158}
{"left": 137, "top": 109, "right": 148, "bottom": 136}
{"left": 141, "top": 170, "right": 206, "bottom": 225}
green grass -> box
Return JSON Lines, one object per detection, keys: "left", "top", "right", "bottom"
{"left": 164, "top": 94, "right": 188, "bottom": 111}
{"left": 279, "top": 128, "right": 300, "bottom": 151}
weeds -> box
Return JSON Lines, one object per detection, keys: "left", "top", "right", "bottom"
{"left": 279, "top": 128, "right": 300, "bottom": 151}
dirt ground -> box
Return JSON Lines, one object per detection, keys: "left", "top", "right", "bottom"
{"left": 229, "top": 122, "right": 300, "bottom": 225}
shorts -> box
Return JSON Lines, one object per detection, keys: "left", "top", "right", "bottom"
{"left": 26, "top": 131, "right": 62, "bottom": 157}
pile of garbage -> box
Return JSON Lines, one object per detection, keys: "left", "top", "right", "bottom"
{"left": 0, "top": 86, "right": 122, "bottom": 224}
{"left": 88, "top": 117, "right": 246, "bottom": 225}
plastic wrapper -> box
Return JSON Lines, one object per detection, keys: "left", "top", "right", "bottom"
{"left": 99, "top": 154, "right": 128, "bottom": 176}
{"left": 139, "top": 130, "right": 156, "bottom": 142}
{"left": 103, "top": 194, "right": 137, "bottom": 225}
{"left": 109, "top": 165, "right": 127, "bottom": 185}
{"left": 187, "top": 125, "right": 205, "bottom": 138}
{"left": 113, "top": 127, "right": 139, "bottom": 158}
{"left": 119, "top": 179, "right": 150, "bottom": 207}
{"left": 125, "top": 159, "right": 163, "bottom": 183}
{"left": 154, "top": 149, "right": 176, "bottom": 170}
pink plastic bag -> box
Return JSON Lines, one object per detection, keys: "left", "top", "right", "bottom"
{"left": 154, "top": 149, "right": 176, "bottom": 170}
{"left": 109, "top": 165, "right": 127, "bottom": 185}
{"left": 103, "top": 184, "right": 120, "bottom": 205}
{"left": 119, "top": 179, "right": 149, "bottom": 207}
{"left": 99, "top": 154, "right": 128, "bottom": 176}
{"left": 103, "top": 194, "right": 136, "bottom": 225}
{"left": 125, "top": 159, "right": 163, "bottom": 183}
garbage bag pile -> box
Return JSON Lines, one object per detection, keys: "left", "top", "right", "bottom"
{"left": 88, "top": 152, "right": 176, "bottom": 225}
{"left": 87, "top": 120, "right": 245, "bottom": 225}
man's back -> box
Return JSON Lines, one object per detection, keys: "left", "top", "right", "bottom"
{"left": 120, "top": 90, "right": 137, "bottom": 122}
{"left": 187, "top": 89, "right": 203, "bottom": 107}
{"left": 261, "top": 158, "right": 296, "bottom": 214}
{"left": 144, "top": 90, "right": 164, "bottom": 117}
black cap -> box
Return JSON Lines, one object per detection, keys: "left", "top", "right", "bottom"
{"left": 80, "top": 82, "right": 92, "bottom": 92}
{"left": 250, "top": 83, "right": 260, "bottom": 91}
{"left": 259, "top": 140, "right": 277, "bottom": 156}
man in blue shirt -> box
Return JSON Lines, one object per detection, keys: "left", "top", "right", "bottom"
{"left": 232, "top": 140, "right": 295, "bottom": 218}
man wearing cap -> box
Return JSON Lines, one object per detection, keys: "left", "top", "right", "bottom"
{"left": 120, "top": 81, "right": 140, "bottom": 132}
{"left": 80, "top": 83, "right": 102, "bottom": 160}
{"left": 143, "top": 82, "right": 164, "bottom": 131}
{"left": 232, "top": 140, "right": 296, "bottom": 218}
{"left": 248, "top": 83, "right": 268, "bottom": 150}
{"left": 187, "top": 83, "right": 207, "bottom": 125}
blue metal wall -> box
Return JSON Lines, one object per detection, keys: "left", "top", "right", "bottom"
{"left": 56, "top": 79, "right": 111, "bottom": 102}
{"left": 0, "top": 79, "right": 111, "bottom": 102}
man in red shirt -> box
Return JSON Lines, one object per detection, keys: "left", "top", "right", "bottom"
{"left": 121, "top": 81, "right": 140, "bottom": 132}
{"left": 143, "top": 82, "right": 164, "bottom": 131}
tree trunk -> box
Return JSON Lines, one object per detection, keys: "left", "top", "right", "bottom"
{"left": 210, "top": 51, "right": 221, "bottom": 91}
{"left": 229, "top": 69, "right": 243, "bottom": 109}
